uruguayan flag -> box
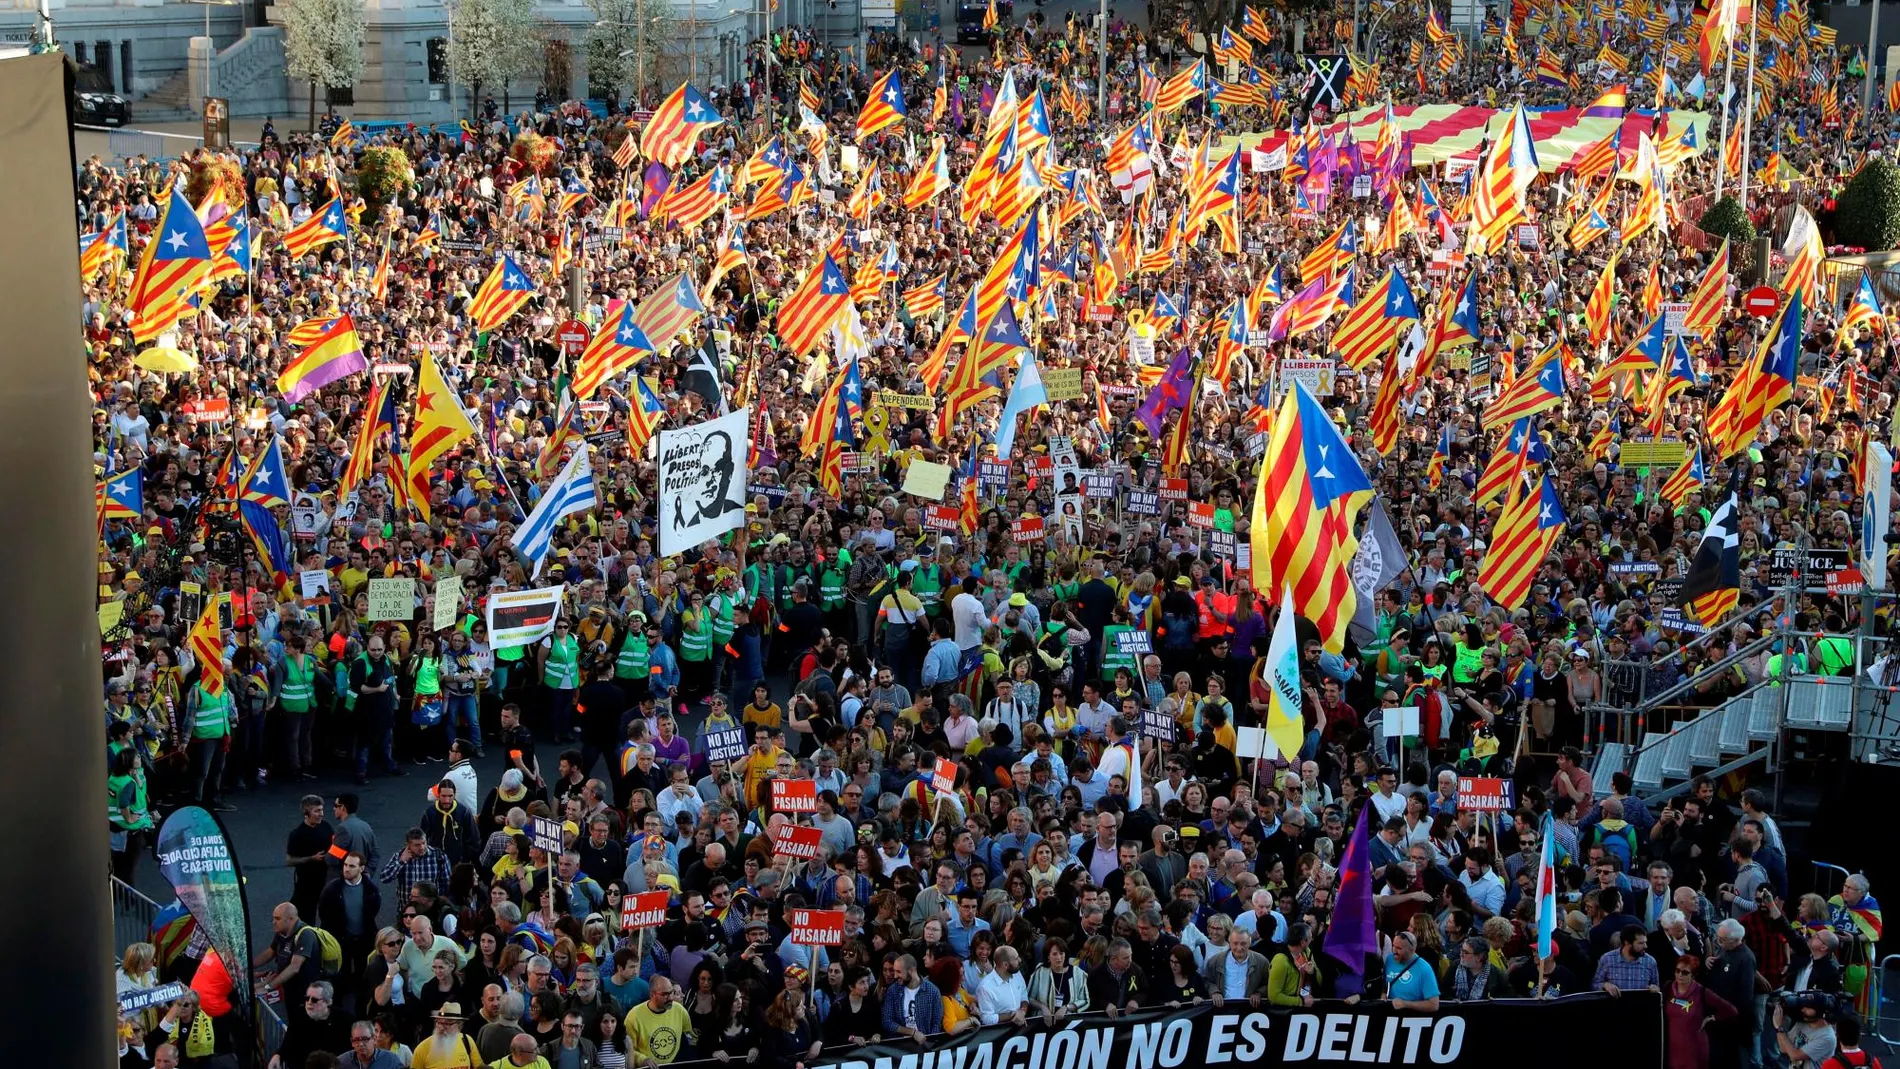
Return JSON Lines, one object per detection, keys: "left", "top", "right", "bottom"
{"left": 511, "top": 446, "right": 597, "bottom": 576}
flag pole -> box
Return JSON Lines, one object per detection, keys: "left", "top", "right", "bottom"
{"left": 1738, "top": 4, "right": 1759, "bottom": 211}
{"left": 1712, "top": 11, "right": 1736, "bottom": 202}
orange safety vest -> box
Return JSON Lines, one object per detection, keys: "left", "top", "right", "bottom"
{"left": 1195, "top": 590, "right": 1236, "bottom": 639}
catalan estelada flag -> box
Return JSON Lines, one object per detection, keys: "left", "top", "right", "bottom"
{"left": 329, "top": 118, "right": 356, "bottom": 147}
{"left": 80, "top": 212, "right": 128, "bottom": 281}
{"left": 903, "top": 273, "right": 948, "bottom": 320}
{"left": 1709, "top": 292, "right": 1800, "bottom": 457}
{"left": 1249, "top": 381, "right": 1374, "bottom": 653}
{"left": 1479, "top": 472, "right": 1567, "bottom": 610}
{"left": 466, "top": 255, "right": 536, "bottom": 333}
{"left": 339, "top": 380, "right": 398, "bottom": 501}
{"left": 1483, "top": 344, "right": 1566, "bottom": 429}
{"left": 99, "top": 468, "right": 144, "bottom": 524}
{"left": 1426, "top": 423, "right": 1452, "bottom": 490}
{"left": 185, "top": 593, "right": 228, "bottom": 696}
{"left": 776, "top": 254, "right": 852, "bottom": 356}
{"left": 857, "top": 68, "right": 908, "bottom": 139}
{"left": 277, "top": 315, "right": 368, "bottom": 404}
{"left": 1841, "top": 270, "right": 1884, "bottom": 335}
{"left": 239, "top": 435, "right": 293, "bottom": 509}
{"left": 282, "top": 197, "right": 349, "bottom": 260}
{"left": 572, "top": 300, "right": 656, "bottom": 402}
{"left": 1682, "top": 240, "right": 1730, "bottom": 337}
{"left": 128, "top": 184, "right": 212, "bottom": 342}
{"left": 1658, "top": 445, "right": 1706, "bottom": 508}
{"left": 640, "top": 83, "right": 724, "bottom": 168}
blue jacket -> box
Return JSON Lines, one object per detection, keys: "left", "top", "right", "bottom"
{"left": 881, "top": 978, "right": 944, "bottom": 1037}
{"left": 648, "top": 642, "right": 681, "bottom": 693}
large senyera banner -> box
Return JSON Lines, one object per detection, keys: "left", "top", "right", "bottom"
{"left": 808, "top": 995, "right": 1661, "bottom": 1069}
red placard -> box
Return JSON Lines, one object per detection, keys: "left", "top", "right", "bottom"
{"left": 775, "top": 825, "right": 825, "bottom": 860}
{"left": 931, "top": 757, "right": 957, "bottom": 794}
{"left": 1025, "top": 456, "right": 1054, "bottom": 477}
{"left": 924, "top": 504, "right": 961, "bottom": 531}
{"left": 1011, "top": 516, "right": 1046, "bottom": 542}
{"left": 556, "top": 319, "right": 591, "bottom": 356}
{"left": 1187, "top": 501, "right": 1216, "bottom": 529}
{"left": 1744, "top": 286, "right": 1779, "bottom": 318}
{"left": 771, "top": 778, "right": 818, "bottom": 813}
{"left": 619, "top": 890, "right": 669, "bottom": 930}
{"left": 181, "top": 398, "right": 231, "bottom": 424}
{"left": 1083, "top": 302, "right": 1116, "bottom": 323}
{"left": 1159, "top": 478, "right": 1189, "bottom": 501}
{"left": 788, "top": 907, "right": 847, "bottom": 946}
{"left": 1456, "top": 776, "right": 1511, "bottom": 813}
{"left": 1827, "top": 567, "right": 1867, "bottom": 596}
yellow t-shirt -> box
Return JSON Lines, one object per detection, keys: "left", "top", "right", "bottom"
{"left": 625, "top": 1001, "right": 695, "bottom": 1064}
{"left": 410, "top": 1030, "right": 481, "bottom": 1068}
{"left": 742, "top": 744, "right": 785, "bottom": 805}
{"left": 743, "top": 701, "right": 783, "bottom": 730}
{"left": 339, "top": 565, "right": 371, "bottom": 600}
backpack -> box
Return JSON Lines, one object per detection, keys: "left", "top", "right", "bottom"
{"left": 297, "top": 923, "right": 344, "bottom": 976}
{"left": 1584, "top": 822, "right": 1637, "bottom": 871}
{"left": 1825, "top": 1051, "right": 1880, "bottom": 1069}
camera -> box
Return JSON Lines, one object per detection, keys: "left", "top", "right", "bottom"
{"left": 1777, "top": 990, "right": 1846, "bottom": 1020}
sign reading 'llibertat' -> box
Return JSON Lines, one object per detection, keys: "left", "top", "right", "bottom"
{"left": 657, "top": 407, "right": 751, "bottom": 556}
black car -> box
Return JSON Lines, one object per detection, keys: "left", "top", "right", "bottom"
{"left": 954, "top": 0, "right": 1013, "bottom": 42}
{"left": 71, "top": 61, "right": 128, "bottom": 126}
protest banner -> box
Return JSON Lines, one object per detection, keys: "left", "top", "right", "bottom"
{"left": 771, "top": 778, "right": 819, "bottom": 813}
{"left": 1456, "top": 776, "right": 1514, "bottom": 813}
{"left": 155, "top": 807, "right": 253, "bottom": 1007}
{"left": 620, "top": 890, "right": 670, "bottom": 929}
{"left": 529, "top": 816, "right": 566, "bottom": 853}
{"left": 788, "top": 907, "right": 847, "bottom": 945}
{"left": 657, "top": 407, "right": 751, "bottom": 555}
{"left": 776, "top": 825, "right": 826, "bottom": 859}
{"left": 705, "top": 726, "right": 749, "bottom": 763}
{"left": 366, "top": 577, "right": 412, "bottom": 621}
{"left": 806, "top": 994, "right": 1660, "bottom": 1069}
{"left": 486, "top": 585, "right": 566, "bottom": 649}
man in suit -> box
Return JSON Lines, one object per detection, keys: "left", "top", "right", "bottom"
{"left": 1650, "top": 909, "right": 1707, "bottom": 980}
{"left": 1629, "top": 860, "right": 1675, "bottom": 931}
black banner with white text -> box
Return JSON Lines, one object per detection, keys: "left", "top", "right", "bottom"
{"left": 805, "top": 994, "right": 1662, "bottom": 1069}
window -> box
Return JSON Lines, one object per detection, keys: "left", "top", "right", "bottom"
{"left": 327, "top": 84, "right": 355, "bottom": 106}
{"left": 96, "top": 41, "right": 114, "bottom": 90}
{"left": 426, "top": 37, "right": 448, "bottom": 84}
{"left": 72, "top": 41, "right": 87, "bottom": 64}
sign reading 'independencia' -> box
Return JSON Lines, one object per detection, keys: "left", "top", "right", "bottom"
{"left": 810, "top": 997, "right": 1658, "bottom": 1069}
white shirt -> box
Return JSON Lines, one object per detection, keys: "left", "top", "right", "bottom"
{"left": 976, "top": 969, "right": 1028, "bottom": 1025}
{"left": 951, "top": 592, "right": 988, "bottom": 649}
{"left": 1370, "top": 789, "right": 1407, "bottom": 825}
{"left": 1095, "top": 738, "right": 1133, "bottom": 786}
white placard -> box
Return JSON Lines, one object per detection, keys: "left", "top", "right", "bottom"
{"left": 657, "top": 407, "right": 752, "bottom": 556}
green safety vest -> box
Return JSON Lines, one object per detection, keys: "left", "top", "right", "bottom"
{"left": 414, "top": 657, "right": 441, "bottom": 697}
{"left": 108, "top": 770, "right": 152, "bottom": 831}
{"left": 680, "top": 611, "right": 714, "bottom": 662}
{"left": 1101, "top": 623, "right": 1135, "bottom": 679}
{"left": 544, "top": 634, "right": 580, "bottom": 689}
{"left": 709, "top": 594, "right": 737, "bottom": 647}
{"left": 191, "top": 684, "right": 232, "bottom": 739}
{"left": 279, "top": 655, "right": 316, "bottom": 713}
{"left": 1764, "top": 652, "right": 1808, "bottom": 685}
{"left": 914, "top": 565, "right": 945, "bottom": 612}
{"left": 616, "top": 633, "right": 651, "bottom": 679}
{"left": 1452, "top": 642, "right": 1486, "bottom": 683}
{"left": 1816, "top": 636, "right": 1854, "bottom": 675}
{"left": 746, "top": 564, "right": 776, "bottom": 607}
{"left": 818, "top": 565, "right": 847, "bottom": 610}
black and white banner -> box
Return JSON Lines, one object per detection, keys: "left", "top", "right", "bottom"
{"left": 658, "top": 407, "right": 751, "bottom": 556}
{"left": 1299, "top": 55, "right": 1351, "bottom": 111}
{"left": 804, "top": 996, "right": 1660, "bottom": 1069}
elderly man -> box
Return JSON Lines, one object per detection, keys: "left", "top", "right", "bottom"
{"left": 1704, "top": 919, "right": 1760, "bottom": 1069}
{"left": 1204, "top": 927, "right": 1270, "bottom": 1007}
{"left": 1650, "top": 908, "right": 1706, "bottom": 980}
{"left": 338, "top": 1019, "right": 404, "bottom": 1068}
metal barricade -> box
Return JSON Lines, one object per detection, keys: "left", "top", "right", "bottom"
{"left": 256, "top": 995, "right": 287, "bottom": 1062}
{"left": 111, "top": 875, "right": 160, "bottom": 957}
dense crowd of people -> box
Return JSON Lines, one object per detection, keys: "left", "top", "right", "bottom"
{"left": 97, "top": 0, "right": 1897, "bottom": 1066}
